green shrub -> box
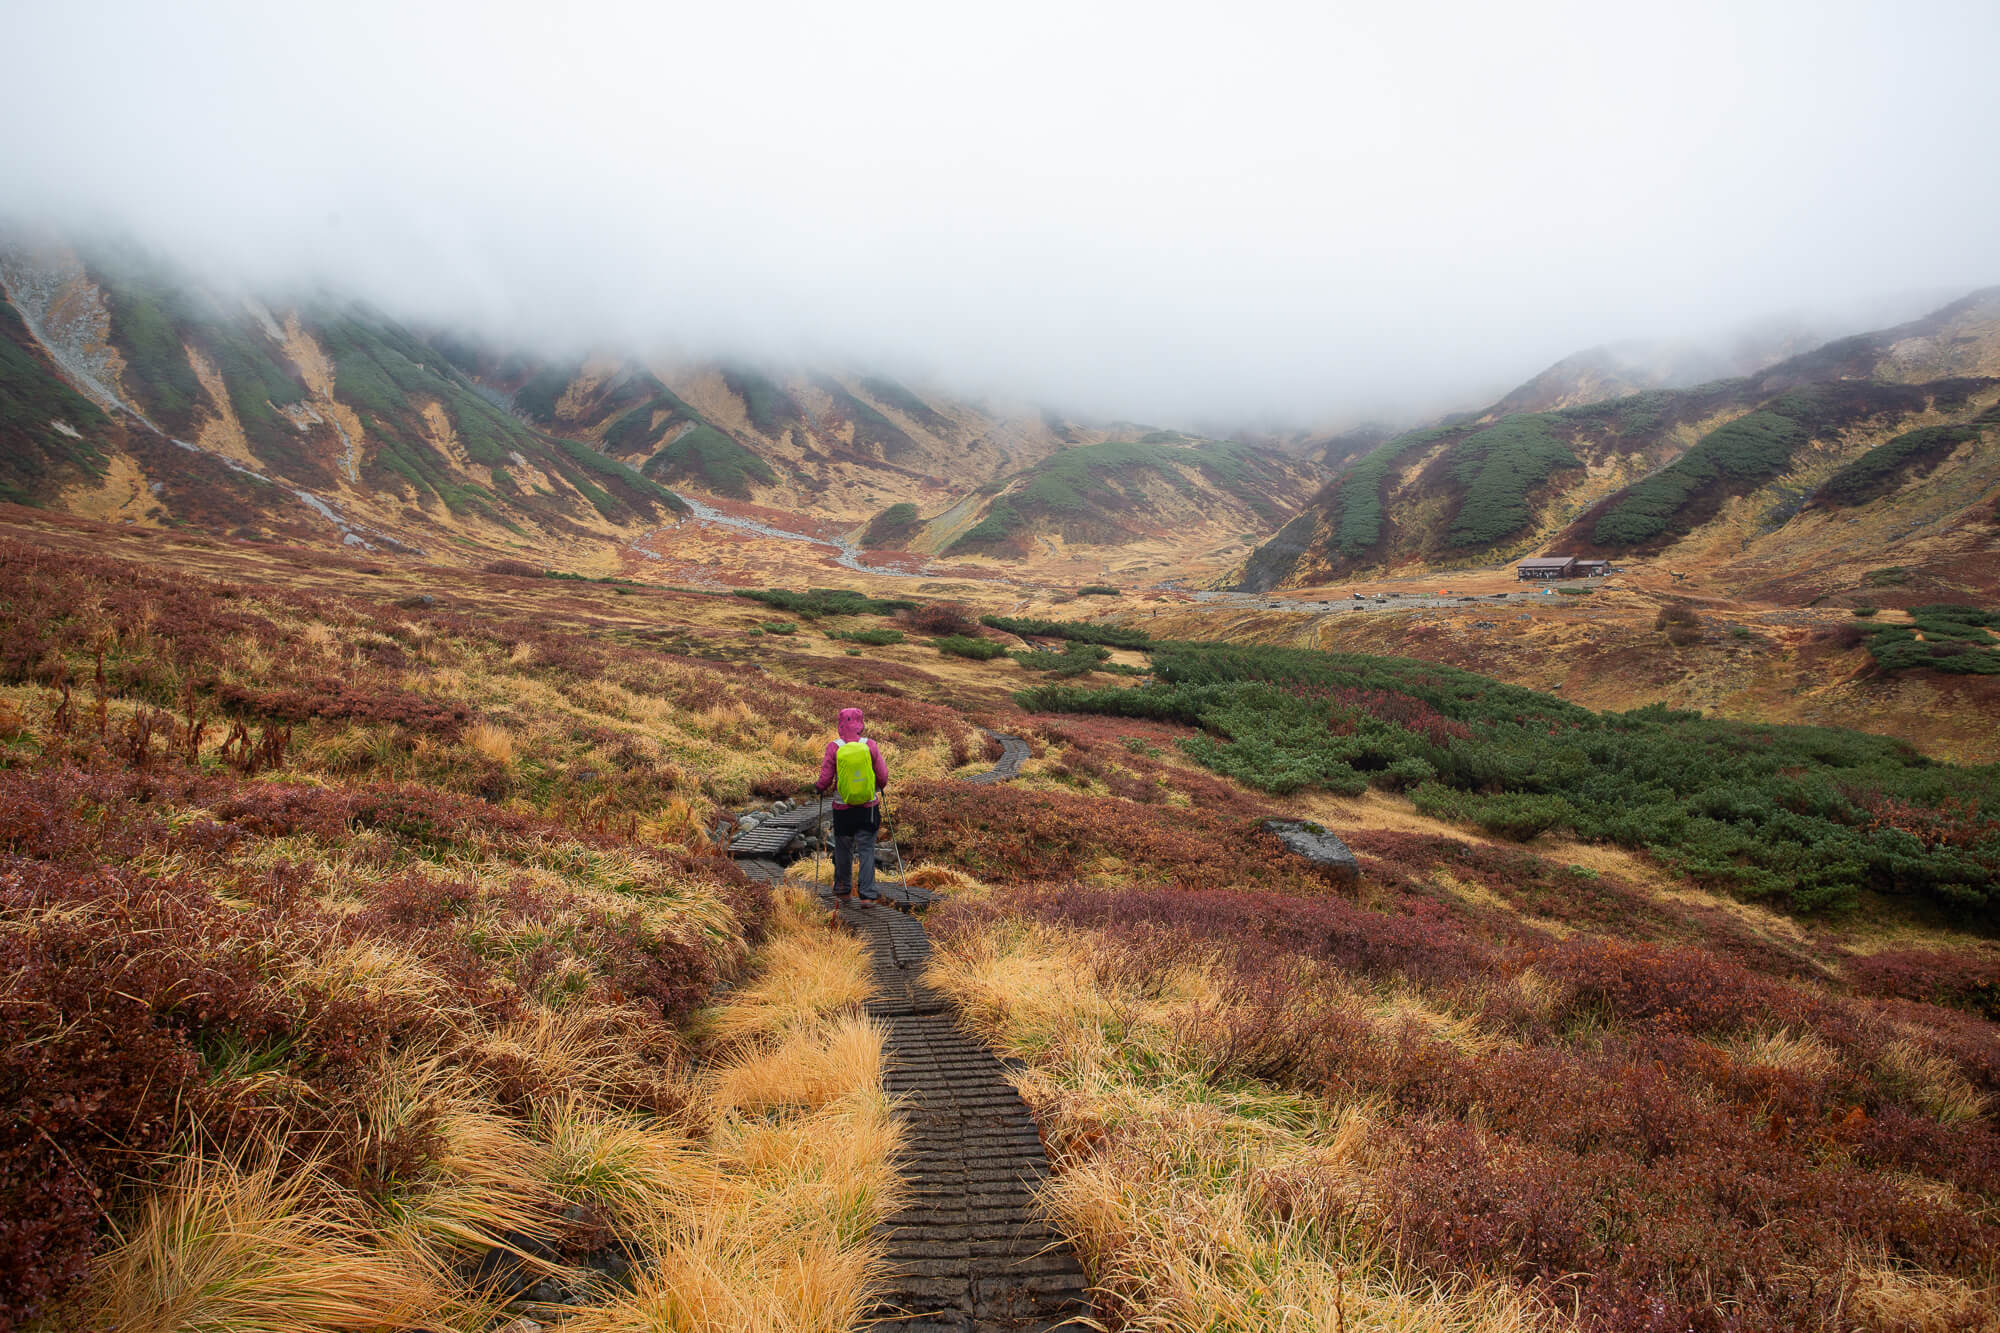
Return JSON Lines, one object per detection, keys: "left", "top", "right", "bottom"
{"left": 720, "top": 367, "right": 803, "bottom": 435}
{"left": 1009, "top": 641, "right": 1111, "bottom": 678}
{"left": 1412, "top": 784, "right": 1576, "bottom": 840}
{"left": 933, "top": 635, "right": 1007, "bottom": 660}
{"left": 948, "top": 496, "right": 1025, "bottom": 552}
{"left": 1077, "top": 585, "right": 1122, "bottom": 597}
{"left": 859, "top": 502, "right": 922, "bottom": 548}
{"left": 1852, "top": 607, "right": 1879, "bottom": 617}
{"left": 832, "top": 627, "right": 905, "bottom": 646}
{"left": 1594, "top": 410, "right": 1809, "bottom": 547}
{"left": 1015, "top": 639, "right": 2000, "bottom": 915}
{"left": 980, "top": 615, "right": 1151, "bottom": 649}
{"left": 1817, "top": 425, "right": 1981, "bottom": 507}
{"left": 645, "top": 425, "right": 776, "bottom": 498}
{"left": 760, "top": 621, "right": 797, "bottom": 635}
{"left": 512, "top": 366, "right": 573, "bottom": 423}
{"left": 0, "top": 303, "right": 112, "bottom": 503}
{"left": 857, "top": 376, "right": 953, "bottom": 433}
{"left": 736, "top": 588, "right": 917, "bottom": 619}
{"left": 1312, "top": 427, "right": 1458, "bottom": 557}
{"left": 1446, "top": 415, "right": 1582, "bottom": 549}
{"left": 815, "top": 378, "right": 917, "bottom": 459}
{"left": 1864, "top": 605, "right": 2000, "bottom": 675}
{"left": 949, "top": 439, "right": 1290, "bottom": 553}
{"left": 1380, "top": 756, "right": 1437, "bottom": 791}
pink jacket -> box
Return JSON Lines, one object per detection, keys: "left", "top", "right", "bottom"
{"left": 816, "top": 707, "right": 889, "bottom": 808}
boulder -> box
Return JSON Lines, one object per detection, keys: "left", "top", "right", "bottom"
{"left": 1263, "top": 819, "right": 1359, "bottom": 885}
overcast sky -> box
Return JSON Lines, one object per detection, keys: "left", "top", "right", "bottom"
{"left": 5, "top": 0, "right": 1997, "bottom": 426}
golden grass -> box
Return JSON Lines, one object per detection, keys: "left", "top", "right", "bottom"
{"left": 81, "top": 1155, "right": 490, "bottom": 1333}
{"left": 290, "top": 934, "right": 463, "bottom": 1017}
{"left": 555, "top": 887, "right": 904, "bottom": 1333}
{"left": 903, "top": 861, "right": 980, "bottom": 893}
{"left": 77, "top": 906, "right": 898, "bottom": 1332}
{"left": 1878, "top": 1038, "right": 1991, "bottom": 1124}
{"left": 532, "top": 1096, "right": 715, "bottom": 1231}
{"left": 570, "top": 1081, "right": 901, "bottom": 1333}
{"left": 359, "top": 1060, "right": 567, "bottom": 1259}
{"left": 477, "top": 1002, "right": 693, "bottom": 1112}
{"left": 1731, "top": 1027, "right": 1845, "bottom": 1081}
{"left": 566, "top": 1215, "right": 879, "bottom": 1333}
{"left": 1845, "top": 1261, "right": 2000, "bottom": 1332}
{"left": 926, "top": 917, "right": 1556, "bottom": 1333}
{"left": 464, "top": 720, "right": 517, "bottom": 764}
{"left": 708, "top": 1014, "right": 886, "bottom": 1114}
{"left": 704, "top": 890, "right": 873, "bottom": 1045}
{"left": 641, "top": 792, "right": 714, "bottom": 848}
{"left": 1367, "top": 987, "right": 1513, "bottom": 1058}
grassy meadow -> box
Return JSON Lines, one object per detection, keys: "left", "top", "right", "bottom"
{"left": 2, "top": 507, "right": 1997, "bottom": 1331}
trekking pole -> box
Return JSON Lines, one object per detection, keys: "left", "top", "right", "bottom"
{"left": 814, "top": 792, "right": 825, "bottom": 891}
{"left": 882, "top": 788, "right": 910, "bottom": 908}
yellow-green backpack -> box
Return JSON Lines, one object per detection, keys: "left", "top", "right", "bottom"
{"left": 835, "top": 740, "right": 876, "bottom": 805}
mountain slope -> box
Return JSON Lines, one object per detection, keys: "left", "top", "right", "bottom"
{"left": 0, "top": 240, "right": 688, "bottom": 557}
{"left": 1239, "top": 290, "right": 2000, "bottom": 598}
{"left": 6, "top": 237, "right": 1309, "bottom": 574}
{"left": 1483, "top": 322, "right": 1823, "bottom": 418}
{"left": 907, "top": 434, "right": 1317, "bottom": 564}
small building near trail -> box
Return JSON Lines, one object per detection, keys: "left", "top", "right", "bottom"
{"left": 1517, "top": 556, "right": 1580, "bottom": 580}
{"left": 1574, "top": 558, "right": 1611, "bottom": 577}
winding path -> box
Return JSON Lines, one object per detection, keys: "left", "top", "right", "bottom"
{"left": 834, "top": 730, "right": 1091, "bottom": 1331}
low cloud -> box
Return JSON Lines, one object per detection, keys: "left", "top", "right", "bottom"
{"left": 6, "top": 0, "right": 1997, "bottom": 425}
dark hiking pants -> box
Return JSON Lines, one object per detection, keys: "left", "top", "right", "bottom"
{"left": 831, "top": 804, "right": 881, "bottom": 899}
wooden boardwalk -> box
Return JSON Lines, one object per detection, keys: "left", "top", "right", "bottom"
{"left": 733, "top": 724, "right": 1091, "bottom": 1326}
{"left": 837, "top": 895, "right": 1091, "bottom": 1331}
{"left": 833, "top": 727, "right": 1089, "bottom": 1330}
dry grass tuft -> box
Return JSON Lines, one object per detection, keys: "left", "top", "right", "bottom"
{"left": 642, "top": 792, "right": 713, "bottom": 848}
{"left": 532, "top": 1097, "right": 715, "bottom": 1231}
{"left": 708, "top": 1014, "right": 886, "bottom": 1114}
{"left": 464, "top": 720, "right": 517, "bottom": 764}
{"left": 82, "top": 1155, "right": 486, "bottom": 1333}
{"left": 925, "top": 917, "right": 1546, "bottom": 1331}
{"left": 364, "top": 1061, "right": 566, "bottom": 1259}
{"left": 567, "top": 1214, "right": 879, "bottom": 1333}
{"left": 903, "top": 861, "right": 981, "bottom": 893}
{"left": 559, "top": 894, "right": 905, "bottom": 1333}
{"left": 1846, "top": 1262, "right": 2000, "bottom": 1332}
{"left": 705, "top": 890, "right": 872, "bottom": 1045}
{"left": 1731, "top": 1027, "right": 1844, "bottom": 1080}
{"left": 477, "top": 1003, "right": 693, "bottom": 1115}
{"left": 1878, "top": 1038, "right": 1990, "bottom": 1124}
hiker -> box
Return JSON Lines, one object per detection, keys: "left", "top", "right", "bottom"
{"left": 815, "top": 706, "right": 889, "bottom": 906}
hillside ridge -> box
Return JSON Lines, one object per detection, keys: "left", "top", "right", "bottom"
{"left": 1238, "top": 288, "right": 2000, "bottom": 604}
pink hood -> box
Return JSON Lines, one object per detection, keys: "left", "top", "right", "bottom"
{"left": 837, "top": 707, "right": 866, "bottom": 742}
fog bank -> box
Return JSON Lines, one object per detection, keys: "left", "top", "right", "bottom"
{"left": 5, "top": 0, "right": 1997, "bottom": 425}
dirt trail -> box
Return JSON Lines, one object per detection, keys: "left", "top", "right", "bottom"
{"left": 834, "top": 732, "right": 1090, "bottom": 1330}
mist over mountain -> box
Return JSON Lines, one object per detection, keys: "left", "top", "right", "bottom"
{"left": 1238, "top": 287, "right": 2000, "bottom": 606}
{"left": 5, "top": 1, "right": 1998, "bottom": 427}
